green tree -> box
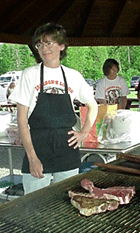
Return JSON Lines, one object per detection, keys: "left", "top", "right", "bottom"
{"left": 61, "top": 46, "right": 108, "bottom": 81}
{"left": 0, "top": 44, "right": 12, "bottom": 74}
{"left": 0, "top": 43, "right": 36, "bottom": 74}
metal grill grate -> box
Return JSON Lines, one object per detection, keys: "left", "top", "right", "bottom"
{"left": 0, "top": 169, "right": 140, "bottom": 233}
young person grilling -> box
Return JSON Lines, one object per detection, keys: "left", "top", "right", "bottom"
{"left": 9, "top": 22, "right": 98, "bottom": 194}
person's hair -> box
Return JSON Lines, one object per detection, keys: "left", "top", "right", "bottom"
{"left": 33, "top": 22, "right": 68, "bottom": 60}
{"left": 9, "top": 82, "right": 15, "bottom": 88}
{"left": 103, "top": 58, "right": 119, "bottom": 76}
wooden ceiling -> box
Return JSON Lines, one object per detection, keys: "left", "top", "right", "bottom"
{"left": 0, "top": 0, "right": 140, "bottom": 47}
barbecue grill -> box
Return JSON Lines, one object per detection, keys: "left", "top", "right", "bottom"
{"left": 0, "top": 169, "right": 140, "bottom": 233}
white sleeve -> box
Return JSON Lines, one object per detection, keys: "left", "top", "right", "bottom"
{"left": 120, "top": 78, "right": 130, "bottom": 96}
{"left": 75, "top": 74, "right": 95, "bottom": 104}
{"left": 94, "top": 79, "right": 105, "bottom": 99}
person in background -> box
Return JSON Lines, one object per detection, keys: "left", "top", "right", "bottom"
{"left": 7, "top": 82, "right": 16, "bottom": 112}
{"left": 9, "top": 22, "right": 98, "bottom": 195}
{"left": 136, "top": 81, "right": 140, "bottom": 111}
{"left": 0, "top": 85, "right": 7, "bottom": 104}
{"left": 7, "top": 82, "right": 16, "bottom": 99}
{"left": 95, "top": 58, "right": 130, "bottom": 109}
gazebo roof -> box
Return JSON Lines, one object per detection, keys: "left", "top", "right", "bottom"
{"left": 0, "top": 0, "right": 140, "bottom": 47}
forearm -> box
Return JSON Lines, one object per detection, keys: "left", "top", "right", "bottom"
{"left": 95, "top": 98, "right": 105, "bottom": 104}
{"left": 68, "top": 100, "right": 98, "bottom": 148}
{"left": 17, "top": 104, "right": 44, "bottom": 178}
{"left": 80, "top": 100, "right": 98, "bottom": 136}
{"left": 118, "top": 96, "right": 127, "bottom": 109}
{"left": 137, "top": 93, "right": 140, "bottom": 100}
{"left": 17, "top": 104, "right": 37, "bottom": 162}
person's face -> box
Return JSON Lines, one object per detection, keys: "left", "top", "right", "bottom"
{"left": 107, "top": 65, "right": 118, "bottom": 80}
{"left": 37, "top": 35, "right": 65, "bottom": 67}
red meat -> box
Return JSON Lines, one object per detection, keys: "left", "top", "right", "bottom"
{"left": 81, "top": 179, "right": 135, "bottom": 204}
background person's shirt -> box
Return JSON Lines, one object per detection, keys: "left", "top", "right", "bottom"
{"left": 95, "top": 76, "right": 130, "bottom": 104}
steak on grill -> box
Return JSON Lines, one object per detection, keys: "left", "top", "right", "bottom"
{"left": 81, "top": 179, "right": 135, "bottom": 204}
{"left": 69, "top": 190, "right": 119, "bottom": 203}
{"left": 70, "top": 193, "right": 119, "bottom": 216}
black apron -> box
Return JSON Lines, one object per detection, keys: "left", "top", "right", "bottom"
{"left": 22, "top": 63, "right": 80, "bottom": 173}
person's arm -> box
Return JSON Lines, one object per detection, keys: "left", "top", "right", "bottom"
{"left": 6, "top": 89, "right": 10, "bottom": 99}
{"left": 95, "top": 98, "right": 105, "bottom": 104}
{"left": 118, "top": 96, "right": 127, "bottom": 109}
{"left": 137, "top": 82, "right": 140, "bottom": 100}
{"left": 94, "top": 79, "right": 105, "bottom": 102}
{"left": 137, "top": 93, "right": 140, "bottom": 100}
{"left": 68, "top": 100, "right": 98, "bottom": 149}
{"left": 17, "top": 103, "right": 44, "bottom": 178}
{"left": 118, "top": 77, "right": 130, "bottom": 109}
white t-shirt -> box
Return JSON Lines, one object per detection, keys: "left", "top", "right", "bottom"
{"left": 95, "top": 76, "right": 130, "bottom": 104}
{"left": 9, "top": 63, "right": 95, "bottom": 117}
{"left": 0, "top": 86, "right": 7, "bottom": 104}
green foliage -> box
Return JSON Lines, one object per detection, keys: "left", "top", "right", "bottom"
{"left": 0, "top": 43, "right": 36, "bottom": 74}
{"left": 61, "top": 46, "right": 108, "bottom": 80}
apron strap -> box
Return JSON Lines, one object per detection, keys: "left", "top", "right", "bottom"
{"left": 40, "top": 63, "right": 68, "bottom": 94}
{"left": 60, "top": 66, "right": 68, "bottom": 94}
{"left": 40, "top": 62, "right": 44, "bottom": 93}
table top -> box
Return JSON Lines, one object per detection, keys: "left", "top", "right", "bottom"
{"left": 0, "top": 135, "right": 140, "bottom": 153}
{"left": 0, "top": 136, "right": 23, "bottom": 149}
{"left": 80, "top": 140, "right": 140, "bottom": 153}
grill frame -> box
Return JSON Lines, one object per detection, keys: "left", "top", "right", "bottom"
{"left": 0, "top": 169, "right": 140, "bottom": 233}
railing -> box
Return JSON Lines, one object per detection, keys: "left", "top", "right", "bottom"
{"left": 126, "top": 98, "right": 139, "bottom": 109}
{"left": 0, "top": 104, "right": 17, "bottom": 108}
{"left": 0, "top": 103, "right": 17, "bottom": 112}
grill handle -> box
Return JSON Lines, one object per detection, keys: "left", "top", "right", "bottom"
{"left": 117, "top": 153, "right": 140, "bottom": 163}
{"left": 94, "top": 162, "right": 140, "bottom": 176}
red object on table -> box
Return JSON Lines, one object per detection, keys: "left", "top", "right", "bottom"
{"left": 80, "top": 106, "right": 98, "bottom": 147}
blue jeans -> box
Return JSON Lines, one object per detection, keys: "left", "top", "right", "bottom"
{"left": 23, "top": 168, "right": 79, "bottom": 195}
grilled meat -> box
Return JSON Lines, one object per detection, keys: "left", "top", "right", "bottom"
{"left": 70, "top": 194, "right": 119, "bottom": 216}
{"left": 68, "top": 178, "right": 135, "bottom": 216}
{"left": 81, "top": 179, "right": 135, "bottom": 204}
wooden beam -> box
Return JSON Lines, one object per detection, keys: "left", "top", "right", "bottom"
{"left": 68, "top": 37, "right": 140, "bottom": 46}
{"left": 22, "top": 0, "right": 75, "bottom": 35}
{"left": 109, "top": 0, "right": 127, "bottom": 37}
{"left": 0, "top": 33, "right": 32, "bottom": 45}
{"left": 0, "top": 0, "right": 68, "bottom": 33}
{"left": 72, "top": 0, "right": 95, "bottom": 37}
{"left": 1, "top": 32, "right": 140, "bottom": 46}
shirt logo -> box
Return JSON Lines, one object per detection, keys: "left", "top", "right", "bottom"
{"left": 105, "top": 86, "right": 121, "bottom": 104}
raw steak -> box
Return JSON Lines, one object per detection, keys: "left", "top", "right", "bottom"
{"left": 70, "top": 194, "right": 119, "bottom": 216}
{"left": 81, "top": 179, "right": 135, "bottom": 204}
